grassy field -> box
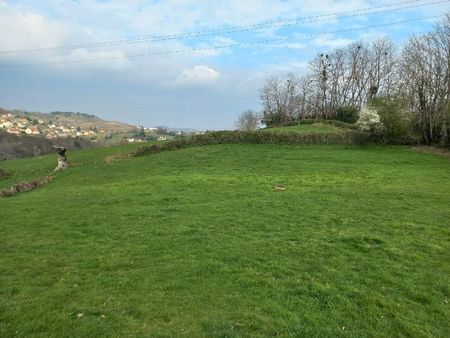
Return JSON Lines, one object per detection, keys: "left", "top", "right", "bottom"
{"left": 261, "top": 123, "right": 344, "bottom": 134}
{"left": 1, "top": 142, "right": 449, "bottom": 337}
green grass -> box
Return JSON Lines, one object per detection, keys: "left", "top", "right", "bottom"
{"left": 1, "top": 143, "right": 449, "bottom": 337}
{"left": 262, "top": 123, "right": 344, "bottom": 134}
{"left": 0, "top": 143, "right": 143, "bottom": 190}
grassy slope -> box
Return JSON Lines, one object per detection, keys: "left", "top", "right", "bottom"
{"left": 1, "top": 143, "right": 449, "bottom": 337}
{"left": 261, "top": 123, "right": 343, "bottom": 134}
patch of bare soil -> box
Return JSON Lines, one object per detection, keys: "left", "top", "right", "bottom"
{"left": 104, "top": 153, "right": 133, "bottom": 163}
{"left": 413, "top": 146, "right": 450, "bottom": 159}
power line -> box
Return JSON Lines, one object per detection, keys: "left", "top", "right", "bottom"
{"left": 0, "top": 0, "right": 447, "bottom": 54}
{"left": 0, "top": 14, "right": 444, "bottom": 69}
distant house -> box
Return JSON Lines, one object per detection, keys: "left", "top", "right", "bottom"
{"left": 0, "top": 121, "right": 12, "bottom": 128}
{"left": 6, "top": 128, "right": 21, "bottom": 135}
{"left": 157, "top": 136, "right": 167, "bottom": 141}
{"left": 127, "top": 138, "right": 144, "bottom": 143}
{"left": 25, "top": 127, "right": 40, "bottom": 135}
{"left": 45, "top": 133, "right": 58, "bottom": 139}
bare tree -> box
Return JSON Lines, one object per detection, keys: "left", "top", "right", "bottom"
{"left": 400, "top": 15, "right": 450, "bottom": 144}
{"left": 257, "top": 15, "right": 449, "bottom": 145}
{"left": 307, "top": 40, "right": 396, "bottom": 118}
{"left": 368, "top": 38, "right": 398, "bottom": 99}
{"left": 260, "top": 73, "right": 301, "bottom": 126}
{"left": 235, "top": 110, "right": 261, "bottom": 131}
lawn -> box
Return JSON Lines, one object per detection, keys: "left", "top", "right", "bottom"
{"left": 1, "top": 143, "right": 449, "bottom": 337}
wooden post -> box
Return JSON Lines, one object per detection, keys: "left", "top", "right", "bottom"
{"left": 53, "top": 146, "right": 68, "bottom": 171}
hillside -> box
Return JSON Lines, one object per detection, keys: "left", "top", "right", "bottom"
{"left": 0, "top": 129, "right": 95, "bottom": 160}
{"left": 1, "top": 141, "right": 449, "bottom": 337}
{"left": 261, "top": 122, "right": 349, "bottom": 134}
{"left": 0, "top": 108, "right": 175, "bottom": 159}
{"left": 1, "top": 108, "right": 136, "bottom": 134}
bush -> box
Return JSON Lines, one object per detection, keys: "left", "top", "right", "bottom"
{"left": 262, "top": 111, "right": 288, "bottom": 127}
{"left": 268, "top": 119, "right": 358, "bottom": 130}
{"left": 369, "top": 97, "right": 414, "bottom": 143}
{"left": 356, "top": 106, "right": 384, "bottom": 135}
{"left": 334, "top": 106, "right": 359, "bottom": 123}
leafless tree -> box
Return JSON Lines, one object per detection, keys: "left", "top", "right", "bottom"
{"left": 400, "top": 15, "right": 450, "bottom": 144}
{"left": 368, "top": 38, "right": 398, "bottom": 99}
{"left": 307, "top": 40, "right": 397, "bottom": 117}
{"left": 260, "top": 73, "right": 301, "bottom": 125}
{"left": 235, "top": 110, "right": 261, "bottom": 131}
{"left": 257, "top": 15, "right": 449, "bottom": 144}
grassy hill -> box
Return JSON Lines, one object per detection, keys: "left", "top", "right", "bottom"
{"left": 6, "top": 109, "right": 136, "bottom": 134}
{"left": 261, "top": 122, "right": 345, "bottom": 134}
{"left": 1, "top": 139, "right": 449, "bottom": 336}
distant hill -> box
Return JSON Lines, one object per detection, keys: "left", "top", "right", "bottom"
{"left": 2, "top": 109, "right": 136, "bottom": 134}
{"left": 0, "top": 107, "right": 201, "bottom": 158}
{"left": 0, "top": 107, "right": 138, "bottom": 159}
{"left": 0, "top": 129, "right": 95, "bottom": 160}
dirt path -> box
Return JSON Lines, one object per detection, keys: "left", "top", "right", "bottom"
{"left": 413, "top": 146, "right": 450, "bottom": 159}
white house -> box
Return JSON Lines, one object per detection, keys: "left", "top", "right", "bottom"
{"left": 7, "top": 128, "right": 21, "bottom": 134}
{"left": 0, "top": 121, "right": 12, "bottom": 128}
{"left": 25, "top": 127, "right": 40, "bottom": 135}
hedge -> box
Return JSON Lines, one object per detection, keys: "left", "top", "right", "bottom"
{"left": 134, "top": 130, "right": 373, "bottom": 157}
{"left": 268, "top": 119, "right": 359, "bottom": 130}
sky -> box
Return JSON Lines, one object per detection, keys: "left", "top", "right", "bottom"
{"left": 0, "top": 0, "right": 448, "bottom": 130}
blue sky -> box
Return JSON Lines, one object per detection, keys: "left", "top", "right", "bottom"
{"left": 0, "top": 0, "right": 448, "bottom": 130}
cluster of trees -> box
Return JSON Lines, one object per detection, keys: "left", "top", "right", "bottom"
{"left": 51, "top": 111, "right": 98, "bottom": 119}
{"left": 257, "top": 15, "right": 449, "bottom": 145}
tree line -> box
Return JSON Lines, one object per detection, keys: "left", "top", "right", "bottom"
{"left": 249, "top": 15, "right": 450, "bottom": 145}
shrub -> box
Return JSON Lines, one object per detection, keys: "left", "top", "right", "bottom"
{"left": 369, "top": 97, "right": 414, "bottom": 143}
{"left": 334, "top": 106, "right": 359, "bottom": 123}
{"left": 356, "top": 106, "right": 384, "bottom": 135}
{"left": 262, "top": 111, "right": 287, "bottom": 127}
{"left": 268, "top": 119, "right": 358, "bottom": 130}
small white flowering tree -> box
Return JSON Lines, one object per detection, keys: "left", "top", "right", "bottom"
{"left": 356, "top": 106, "right": 384, "bottom": 135}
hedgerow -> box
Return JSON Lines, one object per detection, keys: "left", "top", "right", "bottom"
{"left": 268, "top": 119, "right": 359, "bottom": 130}
{"left": 134, "top": 130, "right": 363, "bottom": 157}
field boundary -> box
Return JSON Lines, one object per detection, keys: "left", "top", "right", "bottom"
{"left": 133, "top": 129, "right": 419, "bottom": 157}
{"left": 0, "top": 176, "right": 54, "bottom": 198}
{"left": 413, "top": 146, "right": 450, "bottom": 159}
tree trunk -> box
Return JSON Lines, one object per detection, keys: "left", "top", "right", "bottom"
{"left": 53, "top": 146, "right": 68, "bottom": 171}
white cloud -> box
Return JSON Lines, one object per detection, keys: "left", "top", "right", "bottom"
{"left": 172, "top": 65, "right": 221, "bottom": 86}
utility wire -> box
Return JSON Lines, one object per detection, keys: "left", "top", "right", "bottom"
{"left": 0, "top": 14, "right": 444, "bottom": 69}
{"left": 0, "top": 0, "right": 447, "bottom": 54}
